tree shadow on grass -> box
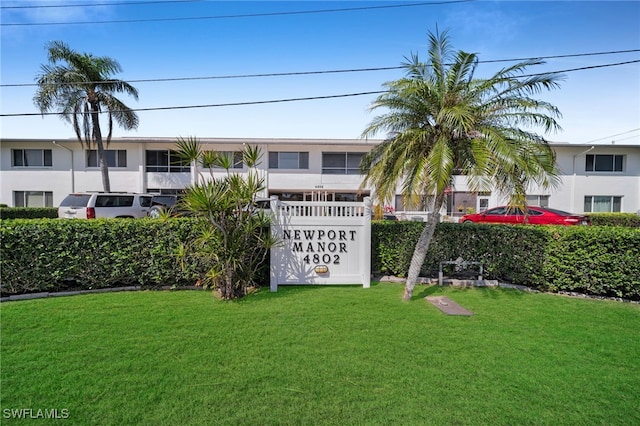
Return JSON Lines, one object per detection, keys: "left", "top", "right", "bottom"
{"left": 244, "top": 282, "right": 379, "bottom": 304}
{"left": 413, "top": 283, "right": 529, "bottom": 301}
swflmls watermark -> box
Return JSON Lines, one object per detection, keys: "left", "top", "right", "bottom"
{"left": 3, "top": 408, "right": 70, "bottom": 420}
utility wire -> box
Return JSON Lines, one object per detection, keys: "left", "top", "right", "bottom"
{"left": 1, "top": 0, "right": 200, "bottom": 9}
{"left": 2, "top": 59, "right": 639, "bottom": 118}
{"left": 582, "top": 128, "right": 640, "bottom": 144}
{"left": 0, "top": 91, "right": 385, "bottom": 117}
{"left": 3, "top": 50, "right": 638, "bottom": 88}
{"left": 1, "top": 0, "right": 473, "bottom": 26}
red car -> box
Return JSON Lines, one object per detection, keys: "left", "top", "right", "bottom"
{"left": 460, "top": 206, "right": 591, "bottom": 226}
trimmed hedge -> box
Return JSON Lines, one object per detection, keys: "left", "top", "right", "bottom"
{"left": 2, "top": 219, "right": 639, "bottom": 300}
{"left": 0, "top": 207, "right": 58, "bottom": 219}
{"left": 0, "top": 218, "right": 211, "bottom": 296}
{"left": 373, "top": 222, "right": 640, "bottom": 300}
{"left": 586, "top": 213, "right": 640, "bottom": 227}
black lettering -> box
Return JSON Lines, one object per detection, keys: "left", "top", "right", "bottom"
{"left": 317, "top": 230, "right": 325, "bottom": 240}
{"left": 328, "top": 230, "right": 336, "bottom": 240}
{"left": 303, "top": 230, "right": 315, "bottom": 240}
{"left": 340, "top": 243, "right": 347, "bottom": 253}
{"left": 350, "top": 230, "right": 357, "bottom": 241}
{"left": 294, "top": 230, "right": 301, "bottom": 240}
{"left": 339, "top": 230, "right": 347, "bottom": 240}
{"left": 283, "top": 230, "right": 291, "bottom": 240}
{"left": 317, "top": 242, "right": 325, "bottom": 251}
{"left": 292, "top": 242, "right": 303, "bottom": 252}
{"left": 328, "top": 242, "right": 337, "bottom": 252}
{"left": 306, "top": 243, "right": 315, "bottom": 252}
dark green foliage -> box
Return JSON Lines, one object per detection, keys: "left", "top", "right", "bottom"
{"left": 2, "top": 220, "right": 638, "bottom": 300}
{"left": 0, "top": 207, "right": 58, "bottom": 219}
{"left": 587, "top": 213, "right": 640, "bottom": 227}
{"left": 372, "top": 222, "right": 640, "bottom": 300}
{"left": 539, "top": 226, "right": 640, "bottom": 299}
{"left": 0, "top": 218, "right": 210, "bottom": 296}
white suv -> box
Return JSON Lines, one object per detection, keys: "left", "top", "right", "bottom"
{"left": 58, "top": 193, "right": 153, "bottom": 219}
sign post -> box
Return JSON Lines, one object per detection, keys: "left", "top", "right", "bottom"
{"left": 270, "top": 196, "right": 371, "bottom": 292}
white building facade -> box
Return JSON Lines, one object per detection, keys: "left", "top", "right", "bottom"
{"left": 1, "top": 137, "right": 638, "bottom": 218}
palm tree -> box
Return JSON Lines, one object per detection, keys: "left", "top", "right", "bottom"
{"left": 360, "top": 29, "right": 562, "bottom": 300}
{"left": 34, "top": 41, "right": 139, "bottom": 192}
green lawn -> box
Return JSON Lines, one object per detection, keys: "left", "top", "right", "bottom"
{"left": 1, "top": 284, "right": 639, "bottom": 425}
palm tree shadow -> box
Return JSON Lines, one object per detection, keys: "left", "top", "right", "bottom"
{"left": 414, "top": 284, "right": 442, "bottom": 299}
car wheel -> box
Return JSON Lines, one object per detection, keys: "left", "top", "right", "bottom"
{"left": 148, "top": 206, "right": 164, "bottom": 218}
{"left": 462, "top": 220, "right": 474, "bottom": 224}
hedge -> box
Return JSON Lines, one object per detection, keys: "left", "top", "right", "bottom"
{"left": 372, "top": 222, "right": 640, "bottom": 300}
{"left": 0, "top": 218, "right": 211, "bottom": 296}
{"left": 2, "top": 219, "right": 639, "bottom": 300}
{"left": 0, "top": 207, "right": 58, "bottom": 219}
{"left": 586, "top": 213, "right": 640, "bottom": 227}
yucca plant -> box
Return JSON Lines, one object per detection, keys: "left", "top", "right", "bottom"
{"left": 175, "top": 139, "right": 277, "bottom": 299}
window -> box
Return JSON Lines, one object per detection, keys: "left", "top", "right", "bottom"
{"left": 95, "top": 195, "right": 134, "bottom": 207}
{"left": 12, "top": 149, "right": 52, "bottom": 167}
{"left": 145, "top": 150, "right": 190, "bottom": 173}
{"left": 322, "top": 152, "right": 364, "bottom": 175}
{"left": 526, "top": 195, "right": 550, "bottom": 207}
{"left": 485, "top": 207, "right": 507, "bottom": 215}
{"left": 205, "top": 151, "right": 243, "bottom": 169}
{"left": 584, "top": 196, "right": 622, "bottom": 213}
{"left": 147, "top": 188, "right": 184, "bottom": 195}
{"left": 585, "top": 154, "right": 623, "bottom": 172}
{"left": 14, "top": 191, "right": 53, "bottom": 207}
{"left": 87, "top": 150, "right": 127, "bottom": 167}
{"left": 269, "top": 152, "right": 309, "bottom": 169}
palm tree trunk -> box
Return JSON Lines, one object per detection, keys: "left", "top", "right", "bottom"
{"left": 91, "top": 105, "right": 111, "bottom": 192}
{"left": 403, "top": 192, "right": 446, "bottom": 300}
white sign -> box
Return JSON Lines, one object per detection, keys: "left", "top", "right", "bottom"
{"left": 269, "top": 197, "right": 371, "bottom": 291}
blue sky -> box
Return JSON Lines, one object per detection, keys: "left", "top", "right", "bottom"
{"left": 1, "top": 0, "right": 639, "bottom": 144}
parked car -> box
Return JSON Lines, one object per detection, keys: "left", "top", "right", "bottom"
{"left": 148, "top": 194, "right": 185, "bottom": 218}
{"left": 58, "top": 193, "right": 153, "bottom": 219}
{"left": 460, "top": 206, "right": 591, "bottom": 226}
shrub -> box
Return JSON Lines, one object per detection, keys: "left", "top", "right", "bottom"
{"left": 587, "top": 213, "right": 640, "bottom": 227}
{"left": 372, "top": 222, "right": 640, "bottom": 300}
{"left": 2, "top": 219, "right": 638, "bottom": 300}
{"left": 173, "top": 140, "right": 276, "bottom": 300}
{"left": 0, "top": 207, "right": 58, "bottom": 219}
{"left": 539, "top": 226, "right": 640, "bottom": 299}
{"left": 0, "top": 218, "right": 209, "bottom": 296}
{"left": 372, "top": 222, "right": 549, "bottom": 283}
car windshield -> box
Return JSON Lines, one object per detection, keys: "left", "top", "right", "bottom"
{"left": 59, "top": 194, "right": 91, "bottom": 208}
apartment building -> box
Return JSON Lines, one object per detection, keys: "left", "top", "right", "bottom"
{"left": 1, "top": 137, "right": 638, "bottom": 218}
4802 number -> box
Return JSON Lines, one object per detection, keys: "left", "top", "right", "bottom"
{"left": 303, "top": 254, "right": 340, "bottom": 265}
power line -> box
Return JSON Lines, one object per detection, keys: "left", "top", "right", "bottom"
{"left": 0, "top": 91, "right": 385, "bottom": 117}
{"left": 582, "top": 128, "right": 640, "bottom": 144}
{"left": 2, "top": 59, "right": 638, "bottom": 118}
{"left": 1, "top": 0, "right": 200, "bottom": 9}
{"left": 1, "top": 0, "right": 473, "bottom": 26}
{"left": 3, "top": 49, "right": 638, "bottom": 88}
{"left": 518, "top": 59, "right": 639, "bottom": 77}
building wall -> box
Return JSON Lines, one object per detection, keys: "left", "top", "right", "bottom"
{"left": 1, "top": 137, "right": 638, "bottom": 215}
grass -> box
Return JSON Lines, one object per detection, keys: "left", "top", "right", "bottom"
{"left": 1, "top": 283, "right": 639, "bottom": 425}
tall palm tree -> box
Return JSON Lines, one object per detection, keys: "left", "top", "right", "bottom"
{"left": 360, "top": 29, "right": 562, "bottom": 300}
{"left": 34, "top": 41, "right": 139, "bottom": 192}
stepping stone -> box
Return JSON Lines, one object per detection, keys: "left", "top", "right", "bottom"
{"left": 425, "top": 296, "right": 474, "bottom": 316}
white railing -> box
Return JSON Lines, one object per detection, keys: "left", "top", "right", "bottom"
{"left": 274, "top": 200, "right": 366, "bottom": 218}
